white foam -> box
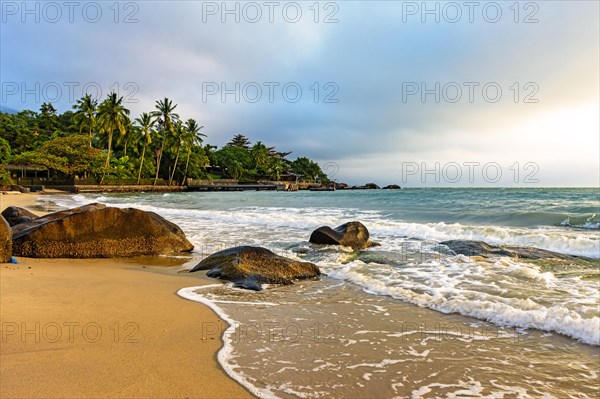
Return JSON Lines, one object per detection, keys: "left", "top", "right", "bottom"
{"left": 177, "top": 285, "right": 278, "bottom": 399}
{"left": 324, "top": 261, "right": 600, "bottom": 346}
{"left": 347, "top": 359, "right": 405, "bottom": 369}
{"left": 53, "top": 194, "right": 600, "bottom": 258}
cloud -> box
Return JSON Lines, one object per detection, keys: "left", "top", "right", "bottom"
{"left": 1, "top": 1, "right": 598, "bottom": 186}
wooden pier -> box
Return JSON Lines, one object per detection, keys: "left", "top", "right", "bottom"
{"left": 186, "top": 179, "right": 287, "bottom": 192}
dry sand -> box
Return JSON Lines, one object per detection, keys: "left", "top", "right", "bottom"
{"left": 0, "top": 192, "right": 45, "bottom": 216}
{"left": 0, "top": 194, "right": 252, "bottom": 398}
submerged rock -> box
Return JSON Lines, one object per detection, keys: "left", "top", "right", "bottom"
{"left": 189, "top": 246, "right": 320, "bottom": 291}
{"left": 12, "top": 203, "right": 193, "bottom": 258}
{"left": 1, "top": 206, "right": 38, "bottom": 227}
{"left": 441, "top": 240, "right": 580, "bottom": 260}
{"left": 1, "top": 216, "right": 11, "bottom": 263}
{"left": 309, "top": 221, "right": 379, "bottom": 250}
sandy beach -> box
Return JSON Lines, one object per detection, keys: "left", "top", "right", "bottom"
{"left": 0, "top": 192, "right": 45, "bottom": 216}
{"left": 0, "top": 193, "right": 252, "bottom": 399}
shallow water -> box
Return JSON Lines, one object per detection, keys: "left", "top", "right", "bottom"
{"left": 180, "top": 279, "right": 599, "bottom": 398}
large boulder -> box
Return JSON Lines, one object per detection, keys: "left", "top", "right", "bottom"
{"left": 309, "top": 221, "right": 379, "bottom": 250}
{"left": 0, "top": 216, "right": 11, "bottom": 262}
{"left": 382, "top": 184, "right": 401, "bottom": 190}
{"left": 189, "top": 246, "right": 320, "bottom": 291}
{"left": 12, "top": 203, "right": 193, "bottom": 258}
{"left": 441, "top": 240, "right": 580, "bottom": 260}
{"left": 2, "top": 206, "right": 38, "bottom": 227}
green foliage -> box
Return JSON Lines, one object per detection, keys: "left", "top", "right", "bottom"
{"left": 251, "top": 141, "right": 269, "bottom": 169}
{"left": 215, "top": 145, "right": 252, "bottom": 178}
{"left": 1, "top": 98, "right": 330, "bottom": 185}
{"left": 227, "top": 134, "right": 251, "bottom": 149}
{"left": 0, "top": 137, "right": 11, "bottom": 164}
{"left": 97, "top": 92, "right": 131, "bottom": 172}
{"left": 12, "top": 135, "right": 105, "bottom": 177}
{"left": 290, "top": 157, "right": 328, "bottom": 183}
{"left": 108, "top": 156, "right": 135, "bottom": 178}
{"left": 0, "top": 111, "right": 44, "bottom": 153}
{"left": 0, "top": 168, "right": 13, "bottom": 185}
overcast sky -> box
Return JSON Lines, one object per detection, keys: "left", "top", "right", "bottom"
{"left": 1, "top": 1, "right": 598, "bottom": 186}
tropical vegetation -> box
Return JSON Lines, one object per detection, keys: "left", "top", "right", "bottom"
{"left": 0, "top": 94, "right": 329, "bottom": 185}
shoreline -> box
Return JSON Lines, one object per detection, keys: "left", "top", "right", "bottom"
{"left": 3, "top": 190, "right": 598, "bottom": 397}
{"left": 0, "top": 191, "right": 46, "bottom": 216}
{"left": 0, "top": 193, "right": 253, "bottom": 398}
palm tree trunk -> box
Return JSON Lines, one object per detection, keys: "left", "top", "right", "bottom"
{"left": 169, "top": 146, "right": 181, "bottom": 186}
{"left": 182, "top": 149, "right": 191, "bottom": 185}
{"left": 105, "top": 131, "right": 113, "bottom": 168}
{"left": 137, "top": 143, "right": 147, "bottom": 185}
{"left": 101, "top": 130, "right": 113, "bottom": 185}
{"left": 88, "top": 124, "right": 93, "bottom": 148}
{"left": 153, "top": 143, "right": 163, "bottom": 186}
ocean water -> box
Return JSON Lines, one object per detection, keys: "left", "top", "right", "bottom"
{"left": 41, "top": 188, "right": 600, "bottom": 398}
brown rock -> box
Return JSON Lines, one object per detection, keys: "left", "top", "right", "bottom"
{"left": 189, "top": 246, "right": 320, "bottom": 291}
{"left": 12, "top": 203, "right": 193, "bottom": 258}
{"left": 1, "top": 215, "right": 11, "bottom": 263}
{"left": 2, "top": 206, "right": 39, "bottom": 227}
{"left": 309, "top": 221, "right": 379, "bottom": 250}
{"left": 441, "top": 240, "right": 583, "bottom": 260}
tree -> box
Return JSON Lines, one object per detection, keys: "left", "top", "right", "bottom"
{"left": 0, "top": 137, "right": 11, "bottom": 164}
{"left": 250, "top": 141, "right": 269, "bottom": 169}
{"left": 39, "top": 102, "right": 58, "bottom": 136}
{"left": 12, "top": 135, "right": 105, "bottom": 177}
{"left": 290, "top": 157, "right": 327, "bottom": 183}
{"left": 168, "top": 121, "right": 185, "bottom": 186}
{"left": 0, "top": 112, "right": 38, "bottom": 153}
{"left": 267, "top": 154, "right": 288, "bottom": 181}
{"left": 152, "top": 97, "right": 179, "bottom": 185}
{"left": 133, "top": 113, "right": 156, "bottom": 184}
{"left": 72, "top": 94, "right": 98, "bottom": 147}
{"left": 182, "top": 118, "right": 206, "bottom": 183}
{"left": 97, "top": 92, "right": 130, "bottom": 169}
{"left": 215, "top": 146, "right": 251, "bottom": 179}
{"left": 227, "top": 134, "right": 251, "bottom": 149}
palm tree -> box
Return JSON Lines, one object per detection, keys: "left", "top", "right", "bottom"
{"left": 152, "top": 98, "right": 179, "bottom": 185}
{"left": 72, "top": 94, "right": 98, "bottom": 147}
{"left": 97, "top": 92, "right": 130, "bottom": 169}
{"left": 251, "top": 141, "right": 269, "bottom": 169}
{"left": 182, "top": 118, "right": 206, "bottom": 183}
{"left": 168, "top": 121, "right": 185, "bottom": 186}
{"left": 134, "top": 112, "right": 156, "bottom": 185}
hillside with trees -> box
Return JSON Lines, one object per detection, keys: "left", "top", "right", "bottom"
{"left": 0, "top": 94, "right": 329, "bottom": 186}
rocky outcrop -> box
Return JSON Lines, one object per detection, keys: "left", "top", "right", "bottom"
{"left": 2, "top": 206, "right": 38, "bottom": 227}
{"left": 12, "top": 203, "right": 193, "bottom": 258}
{"left": 309, "top": 221, "right": 379, "bottom": 250}
{"left": 189, "top": 246, "right": 320, "bottom": 291}
{"left": 441, "top": 240, "right": 580, "bottom": 260}
{"left": 0, "top": 216, "right": 11, "bottom": 262}
{"left": 382, "top": 184, "right": 401, "bottom": 190}
{"left": 364, "top": 183, "right": 380, "bottom": 189}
